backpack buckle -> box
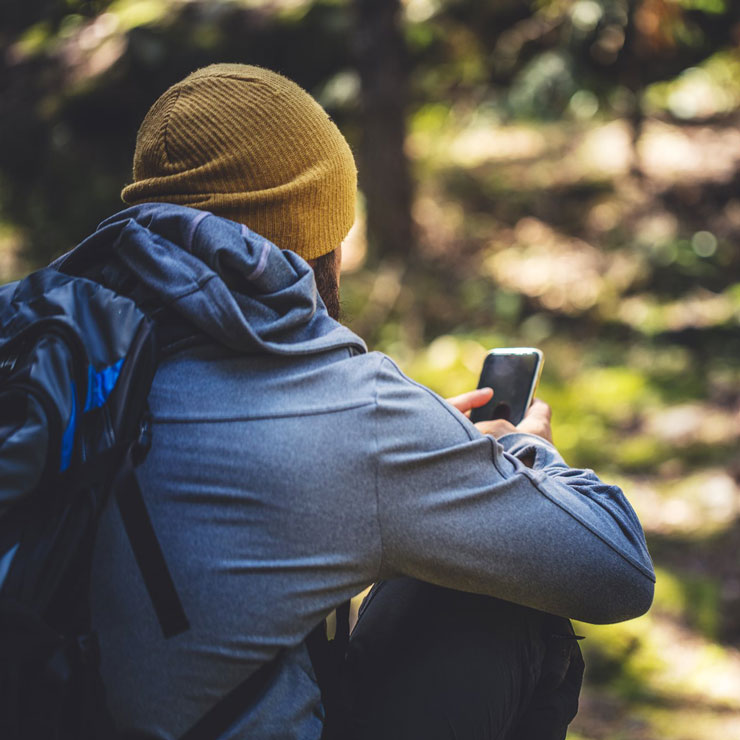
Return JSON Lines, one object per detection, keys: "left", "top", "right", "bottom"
{"left": 132, "top": 409, "right": 152, "bottom": 464}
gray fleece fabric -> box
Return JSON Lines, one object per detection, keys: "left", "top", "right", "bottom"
{"left": 71, "top": 204, "right": 655, "bottom": 740}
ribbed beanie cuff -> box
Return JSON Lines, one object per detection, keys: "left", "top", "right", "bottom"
{"left": 121, "top": 64, "right": 357, "bottom": 261}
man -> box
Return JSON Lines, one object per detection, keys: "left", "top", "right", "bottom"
{"left": 75, "top": 64, "right": 654, "bottom": 739}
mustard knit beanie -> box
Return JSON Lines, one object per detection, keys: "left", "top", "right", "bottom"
{"left": 121, "top": 64, "right": 357, "bottom": 260}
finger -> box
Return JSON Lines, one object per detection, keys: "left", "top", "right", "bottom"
{"left": 474, "top": 419, "right": 516, "bottom": 439}
{"left": 446, "top": 387, "right": 493, "bottom": 414}
{"left": 518, "top": 399, "right": 554, "bottom": 443}
{"left": 525, "top": 398, "right": 551, "bottom": 420}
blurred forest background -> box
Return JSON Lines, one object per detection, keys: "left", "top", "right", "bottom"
{"left": 2, "top": 0, "right": 740, "bottom": 737}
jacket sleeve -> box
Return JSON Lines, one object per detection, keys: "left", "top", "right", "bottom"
{"left": 373, "top": 356, "right": 655, "bottom": 624}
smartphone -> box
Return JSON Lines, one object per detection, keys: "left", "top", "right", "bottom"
{"left": 470, "top": 348, "right": 544, "bottom": 426}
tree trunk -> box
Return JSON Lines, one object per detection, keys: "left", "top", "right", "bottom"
{"left": 353, "top": 0, "right": 415, "bottom": 261}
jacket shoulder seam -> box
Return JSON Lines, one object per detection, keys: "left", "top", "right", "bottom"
{"left": 151, "top": 399, "right": 376, "bottom": 424}
{"left": 528, "top": 472, "right": 656, "bottom": 582}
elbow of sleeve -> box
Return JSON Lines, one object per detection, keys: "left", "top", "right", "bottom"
{"left": 579, "top": 564, "right": 655, "bottom": 625}
{"left": 633, "top": 575, "right": 656, "bottom": 618}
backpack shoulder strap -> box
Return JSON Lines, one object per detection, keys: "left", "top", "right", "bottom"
{"left": 176, "top": 658, "right": 281, "bottom": 740}
{"left": 111, "top": 441, "right": 190, "bottom": 639}
{"left": 174, "top": 603, "right": 351, "bottom": 740}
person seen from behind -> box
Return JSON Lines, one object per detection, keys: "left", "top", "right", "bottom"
{"left": 70, "top": 64, "right": 657, "bottom": 740}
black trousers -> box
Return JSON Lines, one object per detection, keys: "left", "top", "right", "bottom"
{"left": 340, "top": 579, "right": 584, "bottom": 740}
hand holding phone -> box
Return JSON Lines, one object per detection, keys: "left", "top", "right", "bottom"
{"left": 470, "top": 348, "right": 544, "bottom": 426}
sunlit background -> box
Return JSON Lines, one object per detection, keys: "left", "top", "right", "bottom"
{"left": 2, "top": 1, "right": 739, "bottom": 737}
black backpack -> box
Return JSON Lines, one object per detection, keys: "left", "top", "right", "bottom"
{"left": 0, "top": 267, "right": 348, "bottom": 740}
{"left": 0, "top": 267, "right": 164, "bottom": 739}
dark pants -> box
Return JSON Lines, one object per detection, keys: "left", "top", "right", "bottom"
{"left": 342, "top": 579, "right": 584, "bottom": 740}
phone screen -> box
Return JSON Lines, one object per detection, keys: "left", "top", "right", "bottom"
{"left": 470, "top": 349, "right": 543, "bottom": 425}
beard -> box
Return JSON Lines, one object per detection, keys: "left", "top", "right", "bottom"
{"left": 313, "top": 249, "right": 342, "bottom": 321}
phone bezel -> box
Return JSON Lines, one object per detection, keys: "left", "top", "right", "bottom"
{"left": 477, "top": 347, "right": 544, "bottom": 424}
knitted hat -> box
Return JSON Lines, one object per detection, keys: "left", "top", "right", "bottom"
{"left": 121, "top": 64, "right": 357, "bottom": 260}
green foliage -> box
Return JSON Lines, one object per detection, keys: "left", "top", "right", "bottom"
{"left": 577, "top": 617, "right": 664, "bottom": 701}
{"left": 674, "top": 0, "right": 728, "bottom": 13}
{"left": 645, "top": 48, "right": 740, "bottom": 119}
{"left": 654, "top": 566, "right": 721, "bottom": 639}
{"left": 508, "top": 51, "right": 578, "bottom": 120}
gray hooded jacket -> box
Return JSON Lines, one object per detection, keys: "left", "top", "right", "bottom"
{"left": 66, "top": 204, "right": 654, "bottom": 739}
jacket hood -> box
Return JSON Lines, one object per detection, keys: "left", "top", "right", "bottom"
{"left": 53, "top": 203, "right": 367, "bottom": 358}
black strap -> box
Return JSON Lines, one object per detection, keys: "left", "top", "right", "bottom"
{"left": 177, "top": 656, "right": 281, "bottom": 740}
{"left": 114, "top": 445, "right": 189, "bottom": 639}
{"left": 177, "top": 604, "right": 351, "bottom": 740}
{"left": 306, "top": 601, "right": 351, "bottom": 740}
